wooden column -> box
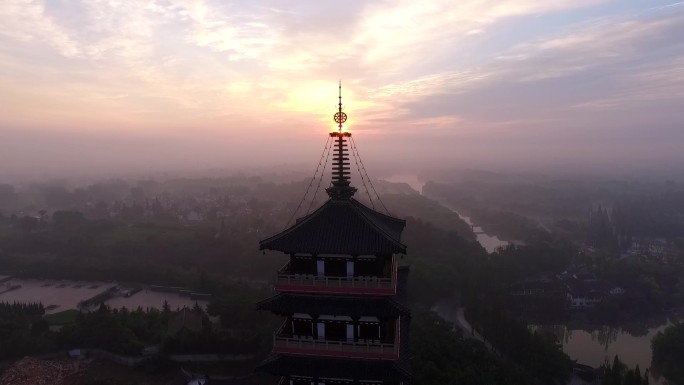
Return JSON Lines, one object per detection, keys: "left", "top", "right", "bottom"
{"left": 352, "top": 316, "right": 360, "bottom": 342}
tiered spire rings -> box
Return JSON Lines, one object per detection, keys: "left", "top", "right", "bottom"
{"left": 326, "top": 82, "right": 357, "bottom": 200}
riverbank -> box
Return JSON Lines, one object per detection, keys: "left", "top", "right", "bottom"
{"left": 0, "top": 277, "right": 210, "bottom": 313}
{"left": 381, "top": 174, "right": 517, "bottom": 252}
{"left": 435, "top": 296, "right": 681, "bottom": 385}
{"left": 532, "top": 312, "right": 683, "bottom": 385}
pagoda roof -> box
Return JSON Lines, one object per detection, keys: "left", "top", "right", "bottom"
{"left": 257, "top": 354, "right": 411, "bottom": 382}
{"left": 260, "top": 198, "right": 406, "bottom": 255}
{"left": 256, "top": 292, "right": 409, "bottom": 318}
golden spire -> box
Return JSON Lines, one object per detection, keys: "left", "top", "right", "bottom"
{"left": 327, "top": 82, "right": 356, "bottom": 199}
{"left": 333, "top": 81, "right": 347, "bottom": 133}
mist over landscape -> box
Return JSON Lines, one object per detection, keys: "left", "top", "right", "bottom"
{"left": 1, "top": 1, "right": 684, "bottom": 385}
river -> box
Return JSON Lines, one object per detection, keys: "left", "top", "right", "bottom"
{"left": 382, "top": 174, "right": 677, "bottom": 383}
{"left": 382, "top": 174, "right": 510, "bottom": 253}
{"left": 454, "top": 212, "right": 510, "bottom": 253}
{"left": 532, "top": 318, "right": 681, "bottom": 385}
{"left": 436, "top": 297, "right": 679, "bottom": 384}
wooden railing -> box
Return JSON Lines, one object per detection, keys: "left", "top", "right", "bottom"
{"left": 273, "top": 334, "right": 396, "bottom": 358}
{"left": 272, "top": 321, "right": 399, "bottom": 359}
{"left": 275, "top": 260, "right": 396, "bottom": 294}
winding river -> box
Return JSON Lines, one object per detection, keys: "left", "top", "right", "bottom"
{"left": 383, "top": 174, "right": 678, "bottom": 384}
{"left": 382, "top": 174, "right": 509, "bottom": 252}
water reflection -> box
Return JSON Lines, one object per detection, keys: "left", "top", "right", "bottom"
{"left": 458, "top": 214, "right": 510, "bottom": 253}
{"left": 531, "top": 317, "right": 681, "bottom": 384}
{"left": 595, "top": 326, "right": 619, "bottom": 352}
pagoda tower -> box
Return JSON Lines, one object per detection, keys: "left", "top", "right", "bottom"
{"left": 256, "top": 84, "right": 411, "bottom": 385}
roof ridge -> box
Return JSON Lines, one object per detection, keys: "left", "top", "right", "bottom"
{"left": 259, "top": 198, "right": 406, "bottom": 254}
{"left": 349, "top": 199, "right": 406, "bottom": 252}
{"left": 350, "top": 198, "right": 404, "bottom": 223}
{"left": 258, "top": 199, "right": 336, "bottom": 248}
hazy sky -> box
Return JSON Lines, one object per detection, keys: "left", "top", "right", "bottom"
{"left": 1, "top": 0, "right": 683, "bottom": 177}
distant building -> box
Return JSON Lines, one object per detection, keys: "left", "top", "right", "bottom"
{"left": 509, "top": 277, "right": 562, "bottom": 297}
{"left": 609, "top": 286, "right": 625, "bottom": 295}
{"left": 557, "top": 266, "right": 625, "bottom": 309}
{"left": 185, "top": 210, "right": 204, "bottom": 222}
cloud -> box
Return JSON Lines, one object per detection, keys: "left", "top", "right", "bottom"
{"left": 0, "top": 0, "right": 80, "bottom": 57}
{"left": 1, "top": 0, "right": 683, "bottom": 174}
{"left": 571, "top": 56, "right": 684, "bottom": 110}
{"left": 376, "top": 8, "right": 684, "bottom": 126}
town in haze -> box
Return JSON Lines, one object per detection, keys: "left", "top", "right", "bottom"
{"left": 1, "top": 1, "right": 684, "bottom": 385}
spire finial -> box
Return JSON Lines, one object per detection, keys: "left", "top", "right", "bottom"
{"left": 327, "top": 82, "right": 356, "bottom": 199}
{"left": 333, "top": 81, "right": 347, "bottom": 132}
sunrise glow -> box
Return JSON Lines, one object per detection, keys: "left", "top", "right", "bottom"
{"left": 0, "top": 1, "right": 683, "bottom": 174}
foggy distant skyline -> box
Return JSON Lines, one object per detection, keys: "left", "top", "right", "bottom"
{"left": 1, "top": 1, "right": 684, "bottom": 177}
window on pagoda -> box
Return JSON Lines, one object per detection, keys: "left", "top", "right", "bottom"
{"left": 355, "top": 257, "right": 384, "bottom": 277}
{"left": 325, "top": 321, "right": 347, "bottom": 341}
{"left": 358, "top": 316, "right": 381, "bottom": 341}
{"left": 292, "top": 319, "right": 314, "bottom": 337}
{"left": 291, "top": 256, "right": 316, "bottom": 275}
{"left": 325, "top": 258, "right": 347, "bottom": 277}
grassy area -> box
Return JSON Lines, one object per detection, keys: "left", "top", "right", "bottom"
{"left": 44, "top": 309, "right": 80, "bottom": 325}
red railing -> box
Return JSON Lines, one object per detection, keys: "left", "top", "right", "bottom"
{"left": 274, "top": 259, "right": 397, "bottom": 295}
{"left": 271, "top": 321, "right": 399, "bottom": 360}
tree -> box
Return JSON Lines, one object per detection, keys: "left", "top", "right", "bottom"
{"left": 652, "top": 323, "right": 684, "bottom": 385}
{"left": 53, "top": 210, "right": 85, "bottom": 227}
{"left": 18, "top": 216, "right": 39, "bottom": 233}
{"left": 192, "top": 301, "right": 204, "bottom": 315}
{"left": 162, "top": 300, "right": 171, "bottom": 315}
{"left": 0, "top": 183, "right": 16, "bottom": 207}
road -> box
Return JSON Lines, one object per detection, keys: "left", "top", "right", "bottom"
{"left": 432, "top": 300, "right": 494, "bottom": 351}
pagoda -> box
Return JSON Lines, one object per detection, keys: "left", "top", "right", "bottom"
{"left": 256, "top": 84, "right": 411, "bottom": 385}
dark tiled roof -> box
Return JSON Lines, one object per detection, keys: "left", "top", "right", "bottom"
{"left": 257, "top": 354, "right": 411, "bottom": 382}
{"left": 256, "top": 293, "right": 409, "bottom": 317}
{"left": 260, "top": 198, "right": 406, "bottom": 255}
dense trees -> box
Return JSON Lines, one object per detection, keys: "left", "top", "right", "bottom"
{"left": 0, "top": 216, "right": 284, "bottom": 285}
{"left": 0, "top": 290, "right": 276, "bottom": 362}
{"left": 3, "top": 175, "right": 659, "bottom": 384}
{"left": 0, "top": 302, "right": 52, "bottom": 360}
{"left": 466, "top": 298, "right": 572, "bottom": 384}
{"left": 651, "top": 322, "right": 684, "bottom": 385}
{"left": 404, "top": 220, "right": 574, "bottom": 384}
{"left": 381, "top": 193, "right": 476, "bottom": 241}
{"left": 602, "top": 356, "right": 650, "bottom": 385}
{"left": 412, "top": 309, "right": 529, "bottom": 385}
{"left": 424, "top": 177, "right": 684, "bottom": 251}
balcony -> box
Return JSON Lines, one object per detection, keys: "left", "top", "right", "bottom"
{"left": 274, "top": 261, "right": 396, "bottom": 295}
{"left": 273, "top": 325, "right": 399, "bottom": 360}
{"left": 272, "top": 319, "right": 400, "bottom": 360}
